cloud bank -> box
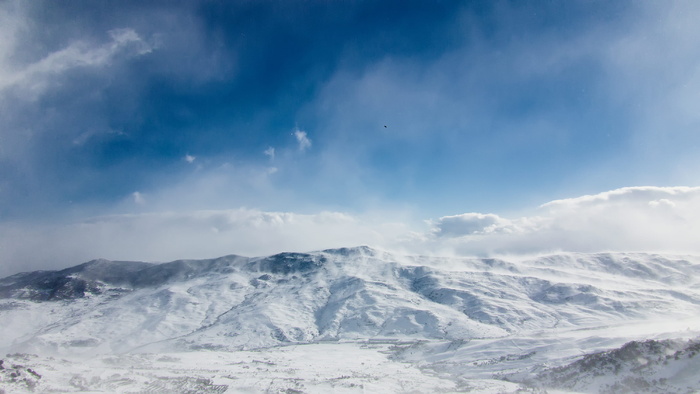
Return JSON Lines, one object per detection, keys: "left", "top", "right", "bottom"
{"left": 419, "top": 186, "right": 700, "bottom": 256}
{"left": 0, "top": 209, "right": 408, "bottom": 277}
{"left": 1, "top": 186, "right": 699, "bottom": 277}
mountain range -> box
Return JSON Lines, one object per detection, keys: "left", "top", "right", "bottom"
{"left": 2, "top": 246, "right": 700, "bottom": 393}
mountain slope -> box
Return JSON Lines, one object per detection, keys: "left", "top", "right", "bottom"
{"left": 528, "top": 337, "right": 700, "bottom": 393}
{"left": 2, "top": 247, "right": 699, "bottom": 358}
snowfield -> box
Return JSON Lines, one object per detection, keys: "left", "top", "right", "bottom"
{"left": 1, "top": 246, "right": 700, "bottom": 393}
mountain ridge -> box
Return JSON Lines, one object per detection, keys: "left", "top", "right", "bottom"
{"left": 2, "top": 246, "right": 700, "bottom": 392}
{"left": 4, "top": 245, "right": 697, "bottom": 298}
{"left": 2, "top": 246, "right": 699, "bottom": 356}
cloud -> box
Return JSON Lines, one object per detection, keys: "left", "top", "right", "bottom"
{"left": 294, "top": 129, "right": 312, "bottom": 152}
{"left": 0, "top": 209, "right": 408, "bottom": 277}
{"left": 430, "top": 213, "right": 512, "bottom": 237}
{"left": 300, "top": 1, "right": 700, "bottom": 212}
{"left": 2, "top": 3, "right": 700, "bottom": 278}
{"left": 1, "top": 185, "right": 700, "bottom": 278}
{"left": 0, "top": 2, "right": 236, "bottom": 220}
{"left": 0, "top": 27, "right": 152, "bottom": 100}
{"left": 2, "top": 1, "right": 699, "bottom": 226}
{"left": 132, "top": 191, "right": 146, "bottom": 205}
{"left": 541, "top": 186, "right": 700, "bottom": 210}
{"left": 419, "top": 186, "right": 700, "bottom": 256}
{"left": 648, "top": 199, "right": 675, "bottom": 209}
{"left": 264, "top": 147, "right": 275, "bottom": 160}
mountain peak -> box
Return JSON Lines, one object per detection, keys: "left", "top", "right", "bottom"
{"left": 321, "top": 245, "right": 378, "bottom": 256}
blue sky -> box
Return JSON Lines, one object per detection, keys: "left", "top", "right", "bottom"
{"left": 1, "top": 1, "right": 700, "bottom": 275}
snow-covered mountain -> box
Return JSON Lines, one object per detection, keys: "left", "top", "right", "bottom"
{"left": 2, "top": 246, "right": 700, "bottom": 393}
{"left": 530, "top": 337, "right": 700, "bottom": 393}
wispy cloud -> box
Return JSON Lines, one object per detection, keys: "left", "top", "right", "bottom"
{"left": 0, "top": 27, "right": 152, "bottom": 100}
{"left": 132, "top": 191, "right": 146, "bottom": 205}
{"left": 264, "top": 147, "right": 275, "bottom": 160}
{"left": 294, "top": 129, "right": 312, "bottom": 152}
{"left": 302, "top": 1, "right": 700, "bottom": 211}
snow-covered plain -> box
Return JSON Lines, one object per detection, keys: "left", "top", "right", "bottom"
{"left": 1, "top": 246, "right": 700, "bottom": 393}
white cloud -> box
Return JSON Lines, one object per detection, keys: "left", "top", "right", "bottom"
{"left": 419, "top": 186, "right": 700, "bottom": 256}
{"left": 264, "top": 147, "right": 275, "bottom": 160}
{"left": 0, "top": 24, "right": 153, "bottom": 100}
{"left": 1, "top": 186, "right": 700, "bottom": 278}
{"left": 648, "top": 199, "right": 675, "bottom": 209}
{"left": 541, "top": 186, "right": 700, "bottom": 211}
{"left": 294, "top": 129, "right": 312, "bottom": 152}
{"left": 0, "top": 209, "right": 408, "bottom": 277}
{"left": 430, "top": 213, "right": 512, "bottom": 237}
{"left": 132, "top": 191, "right": 146, "bottom": 205}
{"left": 184, "top": 154, "right": 196, "bottom": 163}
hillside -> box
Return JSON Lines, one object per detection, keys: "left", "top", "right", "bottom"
{"left": 1, "top": 246, "right": 700, "bottom": 392}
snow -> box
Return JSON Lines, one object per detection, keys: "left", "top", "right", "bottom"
{"left": 1, "top": 343, "right": 523, "bottom": 393}
{"left": 1, "top": 246, "right": 700, "bottom": 392}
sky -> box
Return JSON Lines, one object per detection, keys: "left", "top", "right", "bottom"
{"left": 1, "top": 1, "right": 700, "bottom": 276}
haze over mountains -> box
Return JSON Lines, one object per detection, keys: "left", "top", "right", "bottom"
{"left": 2, "top": 246, "right": 700, "bottom": 392}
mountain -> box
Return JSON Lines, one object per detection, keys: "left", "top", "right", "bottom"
{"left": 1, "top": 246, "right": 700, "bottom": 392}
{"left": 528, "top": 337, "right": 700, "bottom": 393}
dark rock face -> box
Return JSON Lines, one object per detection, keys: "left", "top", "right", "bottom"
{"left": 251, "top": 253, "right": 328, "bottom": 275}
{"left": 0, "top": 271, "right": 102, "bottom": 301}
{"left": 0, "top": 260, "right": 153, "bottom": 300}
